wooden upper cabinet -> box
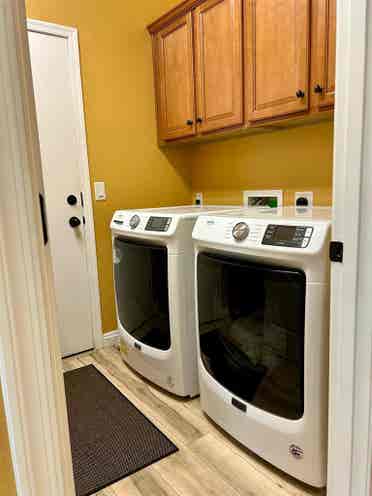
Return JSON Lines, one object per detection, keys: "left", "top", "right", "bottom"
{"left": 193, "top": 0, "right": 243, "bottom": 133}
{"left": 148, "top": 0, "right": 333, "bottom": 142}
{"left": 311, "top": 0, "right": 336, "bottom": 110}
{"left": 245, "top": 0, "right": 311, "bottom": 122}
{"left": 154, "top": 13, "right": 196, "bottom": 141}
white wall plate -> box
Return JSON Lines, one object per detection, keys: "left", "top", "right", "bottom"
{"left": 243, "top": 190, "right": 283, "bottom": 208}
{"left": 295, "top": 191, "right": 314, "bottom": 208}
{"left": 94, "top": 181, "right": 106, "bottom": 201}
{"left": 195, "top": 192, "right": 203, "bottom": 206}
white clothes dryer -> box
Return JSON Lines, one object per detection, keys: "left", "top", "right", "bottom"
{"left": 110, "top": 205, "right": 238, "bottom": 397}
{"left": 193, "top": 207, "right": 332, "bottom": 487}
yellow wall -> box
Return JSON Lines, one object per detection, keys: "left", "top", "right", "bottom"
{"left": 26, "top": 0, "right": 194, "bottom": 333}
{"left": 25, "top": 0, "right": 334, "bottom": 335}
{"left": 0, "top": 389, "right": 17, "bottom": 496}
{"left": 0, "top": 2, "right": 334, "bottom": 492}
{"left": 190, "top": 120, "right": 334, "bottom": 206}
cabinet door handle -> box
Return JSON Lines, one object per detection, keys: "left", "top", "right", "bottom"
{"left": 314, "top": 84, "right": 323, "bottom": 94}
{"left": 186, "top": 119, "right": 194, "bottom": 126}
{"left": 296, "top": 90, "right": 305, "bottom": 98}
{"left": 196, "top": 117, "right": 203, "bottom": 124}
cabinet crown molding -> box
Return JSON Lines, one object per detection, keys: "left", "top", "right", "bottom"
{"left": 147, "top": 0, "right": 205, "bottom": 34}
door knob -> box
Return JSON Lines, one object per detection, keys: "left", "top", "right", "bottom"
{"left": 296, "top": 90, "right": 305, "bottom": 98}
{"left": 196, "top": 117, "right": 203, "bottom": 124}
{"left": 69, "top": 216, "right": 81, "bottom": 228}
{"left": 186, "top": 119, "right": 194, "bottom": 126}
{"left": 67, "top": 194, "right": 78, "bottom": 206}
{"left": 314, "top": 84, "right": 323, "bottom": 94}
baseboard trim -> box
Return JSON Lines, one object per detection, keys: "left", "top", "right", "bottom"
{"left": 103, "top": 329, "right": 120, "bottom": 348}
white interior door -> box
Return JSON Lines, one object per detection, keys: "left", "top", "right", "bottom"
{"left": 28, "top": 29, "right": 94, "bottom": 357}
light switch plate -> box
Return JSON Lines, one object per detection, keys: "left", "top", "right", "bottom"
{"left": 94, "top": 181, "right": 106, "bottom": 201}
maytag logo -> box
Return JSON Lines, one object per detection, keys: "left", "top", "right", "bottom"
{"left": 206, "top": 220, "right": 215, "bottom": 226}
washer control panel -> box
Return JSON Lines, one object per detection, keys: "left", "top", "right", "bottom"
{"left": 262, "top": 224, "right": 314, "bottom": 248}
{"left": 145, "top": 216, "right": 172, "bottom": 232}
{"left": 111, "top": 211, "right": 176, "bottom": 236}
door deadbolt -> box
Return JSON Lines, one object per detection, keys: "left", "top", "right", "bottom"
{"left": 67, "top": 194, "right": 78, "bottom": 206}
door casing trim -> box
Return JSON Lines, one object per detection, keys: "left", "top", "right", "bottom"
{"left": 27, "top": 19, "right": 103, "bottom": 351}
{"left": 0, "top": 1, "right": 75, "bottom": 493}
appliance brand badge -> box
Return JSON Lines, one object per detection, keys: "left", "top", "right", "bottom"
{"left": 206, "top": 220, "right": 215, "bottom": 226}
{"left": 289, "top": 444, "right": 304, "bottom": 459}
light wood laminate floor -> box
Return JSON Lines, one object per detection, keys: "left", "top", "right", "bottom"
{"left": 63, "top": 347, "right": 326, "bottom": 496}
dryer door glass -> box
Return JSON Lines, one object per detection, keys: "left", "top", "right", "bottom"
{"left": 197, "top": 252, "right": 306, "bottom": 420}
{"left": 114, "top": 237, "right": 171, "bottom": 350}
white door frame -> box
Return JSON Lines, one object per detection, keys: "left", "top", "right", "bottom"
{"left": 327, "top": 0, "right": 372, "bottom": 494}
{"left": 0, "top": 0, "right": 75, "bottom": 494}
{"left": 1, "top": 0, "right": 372, "bottom": 495}
{"left": 27, "top": 18, "right": 103, "bottom": 352}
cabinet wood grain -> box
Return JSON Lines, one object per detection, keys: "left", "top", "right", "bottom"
{"left": 194, "top": 0, "right": 243, "bottom": 133}
{"left": 311, "top": 0, "right": 336, "bottom": 110}
{"left": 155, "top": 14, "right": 196, "bottom": 141}
{"left": 148, "top": 0, "right": 334, "bottom": 144}
{"left": 245, "top": 0, "right": 311, "bottom": 122}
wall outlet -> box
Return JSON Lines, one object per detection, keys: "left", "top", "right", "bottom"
{"left": 295, "top": 191, "right": 313, "bottom": 208}
{"left": 194, "top": 192, "right": 203, "bottom": 206}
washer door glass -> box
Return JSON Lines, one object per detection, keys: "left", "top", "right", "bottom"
{"left": 114, "top": 237, "right": 171, "bottom": 350}
{"left": 197, "top": 252, "right": 306, "bottom": 420}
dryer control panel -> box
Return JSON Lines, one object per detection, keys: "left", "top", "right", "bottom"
{"left": 145, "top": 216, "right": 172, "bottom": 232}
{"left": 192, "top": 207, "right": 332, "bottom": 256}
{"left": 262, "top": 224, "right": 314, "bottom": 248}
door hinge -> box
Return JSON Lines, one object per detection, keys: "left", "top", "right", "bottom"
{"left": 330, "top": 241, "right": 343, "bottom": 263}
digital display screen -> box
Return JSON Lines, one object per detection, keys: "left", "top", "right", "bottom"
{"left": 272, "top": 226, "right": 297, "bottom": 242}
{"left": 145, "top": 217, "right": 171, "bottom": 232}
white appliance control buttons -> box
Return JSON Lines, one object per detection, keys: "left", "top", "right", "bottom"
{"left": 232, "top": 222, "right": 250, "bottom": 242}
{"left": 262, "top": 224, "right": 314, "bottom": 248}
{"left": 145, "top": 216, "right": 172, "bottom": 232}
{"left": 129, "top": 214, "right": 140, "bottom": 230}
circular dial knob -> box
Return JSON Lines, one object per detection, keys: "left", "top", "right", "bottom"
{"left": 129, "top": 214, "right": 140, "bottom": 229}
{"left": 232, "top": 222, "right": 250, "bottom": 241}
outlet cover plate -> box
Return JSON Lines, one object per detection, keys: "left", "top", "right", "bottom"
{"left": 195, "top": 192, "right": 203, "bottom": 206}
{"left": 295, "top": 191, "right": 313, "bottom": 208}
{"left": 243, "top": 190, "right": 283, "bottom": 208}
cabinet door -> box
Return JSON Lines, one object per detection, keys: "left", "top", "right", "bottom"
{"left": 155, "top": 14, "right": 196, "bottom": 141}
{"left": 245, "top": 0, "right": 310, "bottom": 122}
{"left": 311, "top": 0, "right": 336, "bottom": 110}
{"left": 194, "top": 0, "right": 243, "bottom": 133}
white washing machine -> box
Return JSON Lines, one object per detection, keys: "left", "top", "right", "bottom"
{"left": 192, "top": 207, "right": 331, "bottom": 487}
{"left": 110, "top": 205, "right": 238, "bottom": 397}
